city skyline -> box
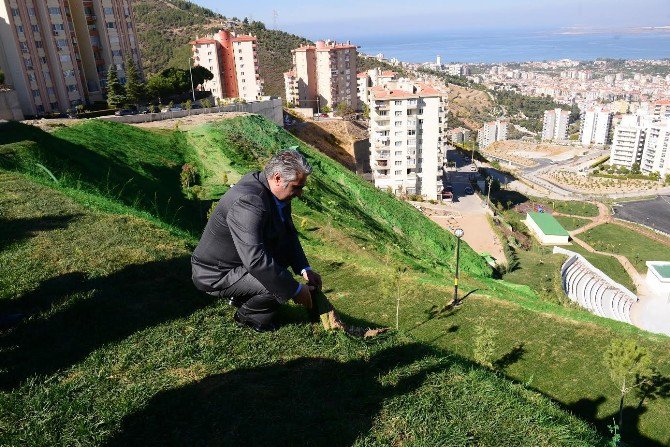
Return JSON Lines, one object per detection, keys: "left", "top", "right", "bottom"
{"left": 193, "top": 0, "right": 670, "bottom": 38}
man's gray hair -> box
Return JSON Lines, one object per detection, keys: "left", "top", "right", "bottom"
{"left": 264, "top": 149, "right": 312, "bottom": 185}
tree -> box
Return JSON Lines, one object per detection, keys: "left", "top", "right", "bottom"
{"left": 190, "top": 65, "right": 214, "bottom": 88}
{"left": 321, "top": 105, "right": 332, "bottom": 114}
{"left": 201, "top": 98, "right": 212, "bottom": 109}
{"left": 631, "top": 162, "right": 641, "bottom": 175}
{"left": 146, "top": 68, "right": 190, "bottom": 101}
{"left": 362, "top": 103, "right": 370, "bottom": 119}
{"left": 603, "top": 339, "right": 652, "bottom": 433}
{"left": 124, "top": 56, "right": 145, "bottom": 106}
{"left": 0, "top": 69, "right": 5, "bottom": 85}
{"left": 334, "top": 101, "right": 354, "bottom": 117}
{"left": 184, "top": 99, "right": 192, "bottom": 115}
{"left": 106, "top": 65, "right": 126, "bottom": 109}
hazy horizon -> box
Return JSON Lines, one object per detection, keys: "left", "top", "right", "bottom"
{"left": 192, "top": 0, "right": 670, "bottom": 39}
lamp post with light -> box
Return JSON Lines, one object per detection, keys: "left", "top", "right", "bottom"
{"left": 453, "top": 228, "right": 464, "bottom": 304}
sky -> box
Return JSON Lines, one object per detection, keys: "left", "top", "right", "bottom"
{"left": 193, "top": 0, "right": 670, "bottom": 39}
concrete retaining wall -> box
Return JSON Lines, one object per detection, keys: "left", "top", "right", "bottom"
{"left": 0, "top": 90, "right": 24, "bottom": 121}
{"left": 100, "top": 98, "right": 283, "bottom": 127}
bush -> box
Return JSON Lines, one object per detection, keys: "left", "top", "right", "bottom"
{"left": 0, "top": 69, "right": 5, "bottom": 85}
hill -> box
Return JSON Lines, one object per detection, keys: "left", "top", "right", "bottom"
{"left": 130, "top": 0, "right": 400, "bottom": 97}
{"left": 0, "top": 116, "right": 613, "bottom": 445}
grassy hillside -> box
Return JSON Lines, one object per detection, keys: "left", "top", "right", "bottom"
{"left": 3, "top": 116, "right": 670, "bottom": 445}
{"left": 0, "top": 119, "right": 608, "bottom": 445}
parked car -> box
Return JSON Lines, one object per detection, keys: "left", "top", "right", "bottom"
{"left": 114, "top": 109, "right": 137, "bottom": 116}
{"left": 441, "top": 190, "right": 454, "bottom": 201}
{"left": 191, "top": 104, "right": 203, "bottom": 109}
{"left": 169, "top": 106, "right": 184, "bottom": 112}
{"left": 464, "top": 186, "right": 474, "bottom": 195}
{"left": 443, "top": 184, "right": 454, "bottom": 192}
{"left": 469, "top": 165, "right": 478, "bottom": 172}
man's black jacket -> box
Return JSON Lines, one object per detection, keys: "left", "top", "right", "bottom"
{"left": 191, "top": 171, "right": 308, "bottom": 301}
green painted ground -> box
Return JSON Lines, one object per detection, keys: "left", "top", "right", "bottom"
{"left": 1, "top": 117, "right": 669, "bottom": 446}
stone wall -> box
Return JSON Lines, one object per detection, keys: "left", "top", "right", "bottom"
{"left": 101, "top": 98, "right": 283, "bottom": 127}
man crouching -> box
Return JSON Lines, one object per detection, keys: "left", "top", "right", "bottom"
{"left": 191, "top": 149, "right": 382, "bottom": 336}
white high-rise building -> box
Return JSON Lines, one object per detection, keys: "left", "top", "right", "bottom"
{"left": 640, "top": 120, "right": 670, "bottom": 178}
{"left": 284, "top": 40, "right": 357, "bottom": 111}
{"left": 477, "top": 120, "right": 508, "bottom": 148}
{"left": 356, "top": 68, "right": 398, "bottom": 109}
{"left": 542, "top": 108, "right": 570, "bottom": 141}
{"left": 609, "top": 114, "right": 653, "bottom": 168}
{"left": 580, "top": 107, "right": 613, "bottom": 146}
{"left": 368, "top": 81, "right": 448, "bottom": 200}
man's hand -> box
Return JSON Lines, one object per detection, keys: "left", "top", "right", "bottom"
{"left": 293, "top": 284, "right": 313, "bottom": 309}
{"left": 302, "top": 269, "right": 322, "bottom": 291}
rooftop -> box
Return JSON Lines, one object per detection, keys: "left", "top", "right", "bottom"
{"left": 527, "top": 212, "right": 569, "bottom": 237}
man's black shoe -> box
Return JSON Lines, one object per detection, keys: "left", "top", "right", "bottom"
{"left": 233, "top": 311, "right": 278, "bottom": 333}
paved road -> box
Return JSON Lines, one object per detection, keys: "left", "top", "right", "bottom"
{"left": 613, "top": 195, "right": 670, "bottom": 235}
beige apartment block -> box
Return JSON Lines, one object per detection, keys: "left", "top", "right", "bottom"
{"left": 0, "top": 0, "right": 141, "bottom": 116}
{"left": 356, "top": 68, "right": 398, "bottom": 109}
{"left": 368, "top": 81, "right": 448, "bottom": 200}
{"left": 477, "top": 120, "right": 508, "bottom": 148}
{"left": 191, "top": 30, "right": 262, "bottom": 103}
{"left": 284, "top": 40, "right": 357, "bottom": 111}
{"left": 541, "top": 108, "right": 570, "bottom": 141}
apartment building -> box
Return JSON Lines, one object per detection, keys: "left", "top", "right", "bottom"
{"left": 653, "top": 100, "right": 670, "bottom": 119}
{"left": 0, "top": 0, "right": 141, "bottom": 116}
{"left": 541, "top": 108, "right": 570, "bottom": 141}
{"left": 368, "top": 81, "right": 448, "bottom": 200}
{"left": 580, "top": 107, "right": 613, "bottom": 146}
{"left": 477, "top": 120, "right": 508, "bottom": 148}
{"left": 284, "top": 40, "right": 357, "bottom": 111}
{"left": 356, "top": 68, "right": 397, "bottom": 109}
{"left": 609, "top": 114, "right": 652, "bottom": 168}
{"left": 640, "top": 120, "right": 670, "bottom": 177}
{"left": 190, "top": 30, "right": 262, "bottom": 102}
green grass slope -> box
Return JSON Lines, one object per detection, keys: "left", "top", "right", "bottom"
{"left": 3, "top": 116, "right": 670, "bottom": 445}
{"left": 0, "top": 172, "right": 602, "bottom": 444}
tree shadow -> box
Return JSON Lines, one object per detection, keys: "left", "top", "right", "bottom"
{"left": 0, "top": 214, "right": 82, "bottom": 252}
{"left": 564, "top": 391, "right": 669, "bottom": 446}
{"left": 104, "top": 343, "right": 448, "bottom": 447}
{"left": 0, "top": 255, "right": 214, "bottom": 390}
{"left": 493, "top": 343, "right": 525, "bottom": 370}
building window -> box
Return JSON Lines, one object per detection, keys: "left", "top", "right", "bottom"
{"left": 395, "top": 170, "right": 402, "bottom": 175}
{"left": 31, "top": 24, "right": 39, "bottom": 33}
{"left": 48, "top": 87, "right": 56, "bottom": 95}
{"left": 11, "top": 8, "right": 19, "bottom": 16}
{"left": 32, "top": 89, "right": 40, "bottom": 98}
{"left": 52, "top": 24, "right": 65, "bottom": 32}
{"left": 395, "top": 161, "right": 402, "bottom": 166}
{"left": 60, "top": 54, "right": 71, "bottom": 62}
{"left": 28, "top": 72, "right": 36, "bottom": 81}
{"left": 35, "top": 40, "right": 43, "bottom": 48}
{"left": 394, "top": 141, "right": 402, "bottom": 146}
{"left": 28, "top": 7, "right": 36, "bottom": 16}
{"left": 67, "top": 84, "right": 77, "bottom": 92}
{"left": 394, "top": 121, "right": 402, "bottom": 126}
{"left": 104, "top": 7, "right": 114, "bottom": 14}
{"left": 394, "top": 101, "right": 402, "bottom": 105}
{"left": 20, "top": 42, "right": 29, "bottom": 53}
{"left": 408, "top": 130, "right": 416, "bottom": 135}
{"left": 107, "top": 22, "right": 115, "bottom": 29}
{"left": 48, "top": 7, "right": 60, "bottom": 14}
{"left": 40, "top": 56, "right": 47, "bottom": 64}
{"left": 16, "top": 25, "right": 24, "bottom": 33}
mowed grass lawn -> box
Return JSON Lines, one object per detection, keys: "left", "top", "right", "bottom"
{"left": 550, "top": 200, "right": 600, "bottom": 217}
{"left": 0, "top": 172, "right": 607, "bottom": 447}
{"left": 554, "top": 215, "right": 592, "bottom": 232}
{"left": 580, "top": 222, "right": 670, "bottom": 272}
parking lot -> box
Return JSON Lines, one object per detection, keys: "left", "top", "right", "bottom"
{"left": 613, "top": 195, "right": 670, "bottom": 235}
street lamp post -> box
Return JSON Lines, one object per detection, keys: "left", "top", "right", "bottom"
{"left": 453, "top": 228, "right": 464, "bottom": 304}
{"left": 188, "top": 56, "right": 196, "bottom": 102}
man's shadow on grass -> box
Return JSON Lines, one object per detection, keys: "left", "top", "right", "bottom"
{"left": 105, "top": 343, "right": 445, "bottom": 447}
{"left": 0, "top": 255, "right": 214, "bottom": 390}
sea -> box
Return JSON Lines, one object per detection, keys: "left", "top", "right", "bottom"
{"left": 345, "top": 28, "right": 670, "bottom": 64}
